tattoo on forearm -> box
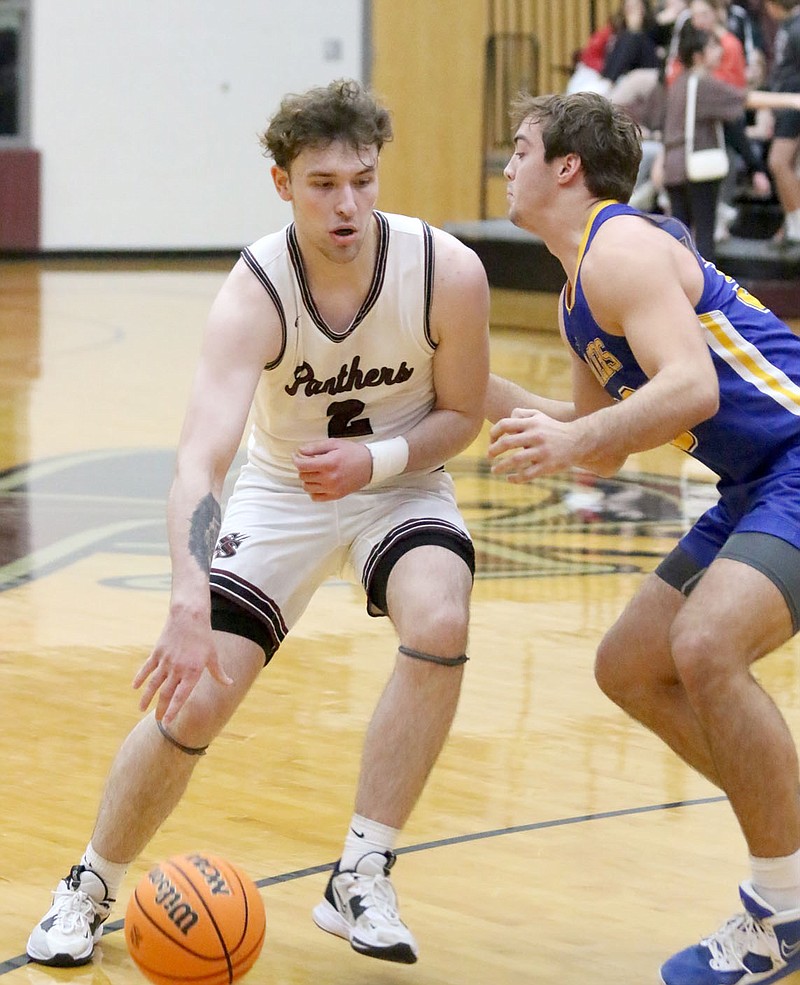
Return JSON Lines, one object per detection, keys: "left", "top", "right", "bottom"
{"left": 188, "top": 493, "right": 221, "bottom": 573}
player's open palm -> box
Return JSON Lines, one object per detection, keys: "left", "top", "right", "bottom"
{"left": 133, "top": 614, "right": 233, "bottom": 724}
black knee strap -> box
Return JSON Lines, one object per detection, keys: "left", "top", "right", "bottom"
{"left": 156, "top": 718, "right": 208, "bottom": 757}
{"left": 398, "top": 645, "right": 468, "bottom": 667}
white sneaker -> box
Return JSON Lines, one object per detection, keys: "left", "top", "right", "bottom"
{"left": 312, "top": 851, "right": 418, "bottom": 963}
{"left": 27, "top": 865, "right": 113, "bottom": 966}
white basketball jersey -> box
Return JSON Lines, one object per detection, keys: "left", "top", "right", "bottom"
{"left": 241, "top": 211, "right": 437, "bottom": 483}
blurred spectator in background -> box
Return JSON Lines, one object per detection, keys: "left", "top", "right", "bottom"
{"left": 604, "top": 0, "right": 662, "bottom": 81}
{"left": 652, "top": 0, "right": 691, "bottom": 54}
{"left": 663, "top": 25, "right": 757, "bottom": 258}
{"left": 722, "top": 0, "right": 768, "bottom": 83}
{"left": 765, "top": 0, "right": 800, "bottom": 243}
{"left": 667, "top": 0, "right": 771, "bottom": 239}
{"left": 566, "top": 20, "right": 615, "bottom": 94}
{"left": 667, "top": 0, "right": 748, "bottom": 84}
{"left": 609, "top": 65, "right": 669, "bottom": 209}
{"left": 567, "top": 0, "right": 661, "bottom": 93}
{"left": 716, "top": 0, "right": 771, "bottom": 242}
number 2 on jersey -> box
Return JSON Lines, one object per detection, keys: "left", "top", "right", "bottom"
{"left": 327, "top": 399, "right": 373, "bottom": 438}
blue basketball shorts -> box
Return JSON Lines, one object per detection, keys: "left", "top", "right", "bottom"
{"left": 655, "top": 464, "right": 800, "bottom": 631}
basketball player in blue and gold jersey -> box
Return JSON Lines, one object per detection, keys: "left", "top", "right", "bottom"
{"left": 488, "top": 90, "right": 800, "bottom": 985}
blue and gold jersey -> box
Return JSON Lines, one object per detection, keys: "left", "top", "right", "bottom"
{"left": 561, "top": 200, "right": 800, "bottom": 486}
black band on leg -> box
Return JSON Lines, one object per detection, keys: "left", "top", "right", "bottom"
{"left": 156, "top": 718, "right": 208, "bottom": 757}
{"left": 398, "top": 645, "right": 468, "bottom": 667}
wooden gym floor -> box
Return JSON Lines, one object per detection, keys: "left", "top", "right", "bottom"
{"left": 2, "top": 258, "right": 800, "bottom": 985}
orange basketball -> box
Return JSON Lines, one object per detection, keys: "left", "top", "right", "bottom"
{"left": 125, "top": 852, "right": 266, "bottom": 985}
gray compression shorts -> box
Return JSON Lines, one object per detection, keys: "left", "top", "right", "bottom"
{"left": 655, "top": 531, "right": 800, "bottom": 633}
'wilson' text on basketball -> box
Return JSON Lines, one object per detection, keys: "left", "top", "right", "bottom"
{"left": 148, "top": 867, "right": 200, "bottom": 934}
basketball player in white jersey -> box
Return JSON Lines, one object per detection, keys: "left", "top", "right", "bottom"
{"left": 27, "top": 79, "right": 490, "bottom": 968}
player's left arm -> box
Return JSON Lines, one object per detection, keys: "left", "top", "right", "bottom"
{"left": 566, "top": 221, "right": 720, "bottom": 469}
{"left": 404, "top": 228, "right": 491, "bottom": 470}
{"left": 489, "top": 219, "right": 719, "bottom": 480}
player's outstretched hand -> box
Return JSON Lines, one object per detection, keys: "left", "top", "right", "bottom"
{"left": 488, "top": 408, "right": 577, "bottom": 481}
{"left": 133, "top": 617, "right": 233, "bottom": 725}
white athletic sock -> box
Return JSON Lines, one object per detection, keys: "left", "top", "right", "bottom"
{"left": 81, "top": 842, "right": 127, "bottom": 901}
{"left": 750, "top": 848, "right": 800, "bottom": 912}
{"left": 340, "top": 813, "right": 399, "bottom": 873}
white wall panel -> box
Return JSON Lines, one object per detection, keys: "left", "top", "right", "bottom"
{"left": 31, "top": 0, "right": 364, "bottom": 249}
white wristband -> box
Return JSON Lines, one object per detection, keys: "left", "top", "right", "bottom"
{"left": 366, "top": 436, "right": 409, "bottom": 486}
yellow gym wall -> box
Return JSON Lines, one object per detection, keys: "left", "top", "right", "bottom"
{"left": 371, "top": 0, "right": 618, "bottom": 226}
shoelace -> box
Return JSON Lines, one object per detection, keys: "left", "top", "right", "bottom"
{"left": 51, "top": 887, "right": 99, "bottom": 934}
{"left": 350, "top": 872, "right": 401, "bottom": 923}
{"left": 703, "top": 912, "right": 779, "bottom": 971}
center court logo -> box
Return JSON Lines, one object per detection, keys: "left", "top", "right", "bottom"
{"left": 0, "top": 449, "right": 714, "bottom": 592}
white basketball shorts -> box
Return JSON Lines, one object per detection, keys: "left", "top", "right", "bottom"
{"left": 209, "top": 462, "right": 474, "bottom": 662}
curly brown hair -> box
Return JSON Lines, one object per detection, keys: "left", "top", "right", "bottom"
{"left": 510, "top": 91, "right": 643, "bottom": 202}
{"left": 260, "top": 78, "right": 393, "bottom": 171}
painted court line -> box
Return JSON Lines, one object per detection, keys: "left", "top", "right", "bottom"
{"left": 0, "top": 795, "right": 726, "bottom": 976}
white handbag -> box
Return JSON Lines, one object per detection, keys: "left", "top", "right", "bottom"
{"left": 685, "top": 72, "right": 729, "bottom": 182}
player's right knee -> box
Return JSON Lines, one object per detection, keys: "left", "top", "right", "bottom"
{"left": 398, "top": 600, "right": 469, "bottom": 654}
{"left": 594, "top": 634, "right": 636, "bottom": 701}
{"left": 593, "top": 641, "right": 619, "bottom": 698}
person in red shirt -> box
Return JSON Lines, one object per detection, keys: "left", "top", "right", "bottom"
{"left": 567, "top": 0, "right": 660, "bottom": 93}
{"left": 666, "top": 0, "right": 768, "bottom": 240}
{"left": 667, "top": 0, "right": 748, "bottom": 84}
